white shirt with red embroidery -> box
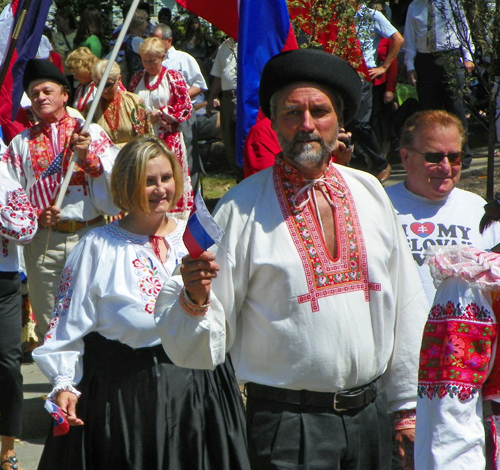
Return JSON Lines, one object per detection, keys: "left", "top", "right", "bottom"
{"left": 156, "top": 159, "right": 430, "bottom": 412}
{"left": 0, "top": 177, "right": 37, "bottom": 271}
{"left": 32, "top": 218, "right": 187, "bottom": 398}
{"left": 72, "top": 82, "right": 97, "bottom": 113}
{"left": 0, "top": 114, "right": 120, "bottom": 221}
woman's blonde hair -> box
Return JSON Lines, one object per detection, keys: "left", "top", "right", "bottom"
{"left": 111, "top": 135, "right": 183, "bottom": 214}
{"left": 66, "top": 47, "right": 99, "bottom": 75}
{"left": 138, "top": 36, "right": 166, "bottom": 58}
{"left": 91, "top": 59, "right": 121, "bottom": 83}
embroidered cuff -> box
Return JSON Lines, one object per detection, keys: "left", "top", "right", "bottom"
{"left": 49, "top": 375, "right": 82, "bottom": 399}
{"left": 77, "top": 151, "right": 103, "bottom": 177}
{"left": 180, "top": 287, "right": 209, "bottom": 317}
{"left": 393, "top": 409, "right": 416, "bottom": 430}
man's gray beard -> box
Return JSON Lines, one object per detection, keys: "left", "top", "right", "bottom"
{"left": 278, "top": 130, "right": 337, "bottom": 166}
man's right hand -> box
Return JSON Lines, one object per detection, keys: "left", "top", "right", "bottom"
{"left": 39, "top": 205, "right": 61, "bottom": 228}
{"left": 55, "top": 391, "right": 84, "bottom": 426}
{"left": 407, "top": 70, "right": 417, "bottom": 87}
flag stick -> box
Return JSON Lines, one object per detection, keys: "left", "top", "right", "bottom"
{"left": 54, "top": 0, "right": 141, "bottom": 209}
{"left": 0, "top": 0, "right": 34, "bottom": 91}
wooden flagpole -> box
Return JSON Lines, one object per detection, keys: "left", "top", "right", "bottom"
{"left": 0, "top": 0, "right": 34, "bottom": 91}
{"left": 53, "top": 0, "right": 141, "bottom": 209}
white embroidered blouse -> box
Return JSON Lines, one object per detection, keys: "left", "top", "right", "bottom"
{"left": 33, "top": 218, "right": 187, "bottom": 398}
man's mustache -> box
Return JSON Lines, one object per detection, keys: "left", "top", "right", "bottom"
{"left": 292, "top": 131, "right": 323, "bottom": 146}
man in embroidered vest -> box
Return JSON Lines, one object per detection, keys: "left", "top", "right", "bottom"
{"left": 155, "top": 49, "right": 429, "bottom": 470}
{"left": 0, "top": 59, "right": 120, "bottom": 342}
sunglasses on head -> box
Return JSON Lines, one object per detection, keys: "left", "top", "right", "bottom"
{"left": 410, "top": 149, "right": 465, "bottom": 166}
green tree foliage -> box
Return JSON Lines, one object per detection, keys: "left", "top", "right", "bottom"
{"left": 453, "top": 0, "right": 500, "bottom": 198}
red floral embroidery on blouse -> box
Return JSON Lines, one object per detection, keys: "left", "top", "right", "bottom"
{"left": 1, "top": 188, "right": 37, "bottom": 257}
{"left": 132, "top": 253, "right": 163, "bottom": 314}
{"left": 46, "top": 266, "right": 73, "bottom": 342}
{"left": 418, "top": 300, "right": 496, "bottom": 401}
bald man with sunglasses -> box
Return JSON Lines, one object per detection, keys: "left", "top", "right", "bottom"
{"left": 386, "top": 110, "right": 500, "bottom": 305}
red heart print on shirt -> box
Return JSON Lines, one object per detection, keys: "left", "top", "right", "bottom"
{"left": 410, "top": 222, "right": 435, "bottom": 238}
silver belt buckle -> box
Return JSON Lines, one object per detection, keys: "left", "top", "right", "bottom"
{"left": 333, "top": 391, "right": 347, "bottom": 412}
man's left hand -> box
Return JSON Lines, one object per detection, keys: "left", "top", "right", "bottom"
{"left": 71, "top": 130, "right": 91, "bottom": 162}
{"left": 394, "top": 428, "right": 415, "bottom": 470}
{"left": 333, "top": 129, "right": 353, "bottom": 166}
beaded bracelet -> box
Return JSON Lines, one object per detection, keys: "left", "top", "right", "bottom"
{"left": 180, "top": 287, "right": 209, "bottom": 317}
{"left": 393, "top": 408, "right": 416, "bottom": 430}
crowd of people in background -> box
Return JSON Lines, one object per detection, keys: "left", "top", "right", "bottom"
{"left": 1, "top": 1, "right": 499, "bottom": 469}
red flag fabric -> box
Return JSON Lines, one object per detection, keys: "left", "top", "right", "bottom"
{"left": 44, "top": 399, "right": 70, "bottom": 436}
{"left": 175, "top": 0, "right": 239, "bottom": 39}
{"left": 0, "top": 0, "right": 52, "bottom": 139}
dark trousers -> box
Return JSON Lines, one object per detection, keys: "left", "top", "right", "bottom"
{"left": 180, "top": 112, "right": 201, "bottom": 194}
{"left": 347, "top": 79, "right": 388, "bottom": 174}
{"left": 0, "top": 272, "right": 23, "bottom": 436}
{"left": 246, "top": 389, "right": 392, "bottom": 470}
{"left": 220, "top": 93, "right": 244, "bottom": 182}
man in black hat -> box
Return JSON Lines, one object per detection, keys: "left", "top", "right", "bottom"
{"left": 0, "top": 58, "right": 119, "bottom": 342}
{"left": 155, "top": 49, "right": 429, "bottom": 469}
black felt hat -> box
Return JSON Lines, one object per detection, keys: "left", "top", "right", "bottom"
{"left": 23, "top": 58, "right": 71, "bottom": 92}
{"left": 259, "top": 49, "right": 361, "bottom": 124}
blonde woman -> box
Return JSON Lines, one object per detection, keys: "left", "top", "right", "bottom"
{"left": 129, "top": 36, "right": 193, "bottom": 220}
{"left": 66, "top": 47, "right": 99, "bottom": 113}
{"left": 90, "top": 59, "right": 152, "bottom": 148}
{"left": 33, "top": 136, "right": 250, "bottom": 470}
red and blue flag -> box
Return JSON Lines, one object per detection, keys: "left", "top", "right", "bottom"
{"left": 235, "top": 0, "right": 298, "bottom": 170}
{"left": 0, "top": 0, "right": 52, "bottom": 127}
{"left": 175, "top": 0, "right": 298, "bottom": 170}
{"left": 183, "top": 191, "right": 224, "bottom": 259}
{"left": 44, "top": 398, "right": 70, "bottom": 436}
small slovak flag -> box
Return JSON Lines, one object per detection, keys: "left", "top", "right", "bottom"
{"left": 183, "top": 191, "right": 224, "bottom": 259}
{"left": 28, "top": 153, "right": 63, "bottom": 209}
{"left": 44, "top": 398, "right": 70, "bottom": 436}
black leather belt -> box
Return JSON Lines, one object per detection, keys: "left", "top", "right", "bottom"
{"left": 245, "top": 379, "right": 379, "bottom": 412}
{"left": 417, "top": 48, "right": 460, "bottom": 57}
{"left": 222, "top": 89, "right": 237, "bottom": 98}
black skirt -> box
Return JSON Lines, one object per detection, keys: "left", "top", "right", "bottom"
{"left": 37, "top": 333, "right": 250, "bottom": 470}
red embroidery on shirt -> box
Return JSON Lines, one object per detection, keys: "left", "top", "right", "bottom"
{"left": 26, "top": 115, "right": 92, "bottom": 188}
{"left": 132, "top": 254, "right": 163, "bottom": 314}
{"left": 46, "top": 266, "right": 73, "bottom": 341}
{"left": 274, "top": 159, "right": 380, "bottom": 312}
{"left": 2, "top": 148, "right": 24, "bottom": 177}
{"left": 418, "top": 301, "right": 497, "bottom": 401}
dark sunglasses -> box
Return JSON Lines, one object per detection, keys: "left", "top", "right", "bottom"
{"left": 95, "top": 80, "right": 116, "bottom": 90}
{"left": 410, "top": 149, "right": 465, "bottom": 166}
